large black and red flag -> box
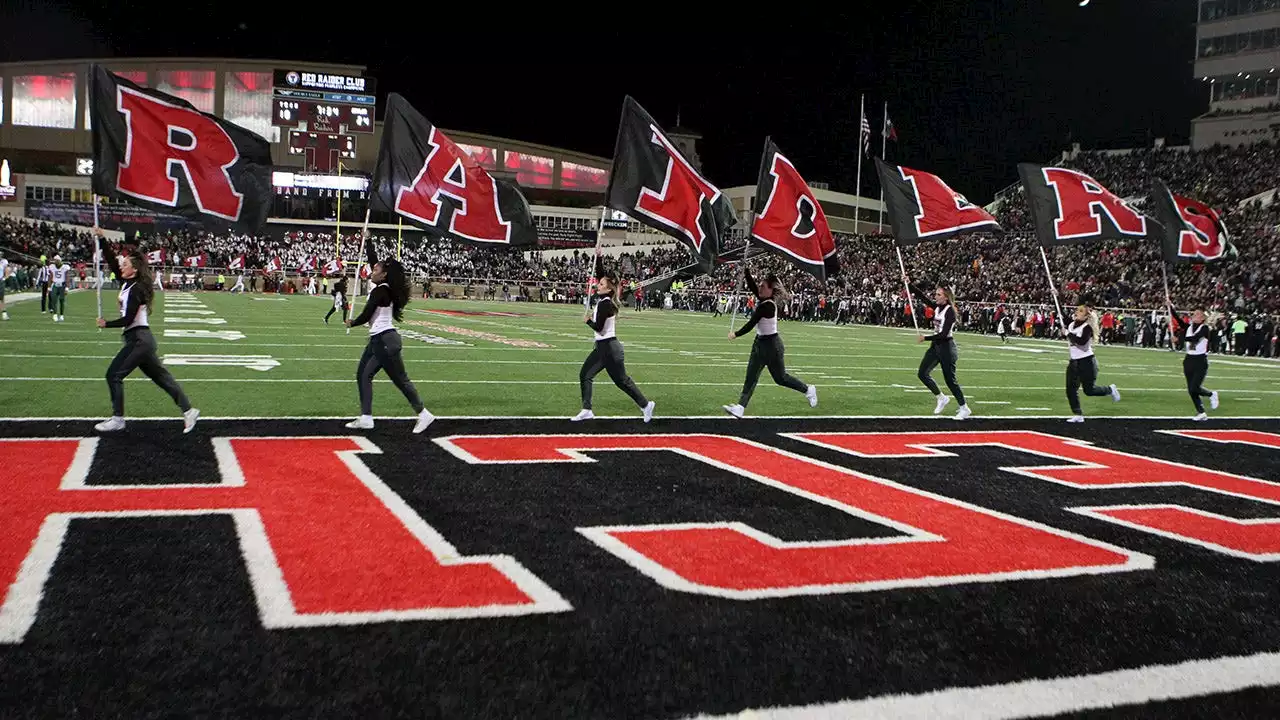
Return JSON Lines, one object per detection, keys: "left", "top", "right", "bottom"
{"left": 1151, "top": 179, "right": 1236, "bottom": 264}
{"left": 371, "top": 93, "right": 536, "bottom": 247}
{"left": 1017, "top": 163, "right": 1150, "bottom": 246}
{"left": 606, "top": 96, "right": 735, "bottom": 268}
{"left": 89, "top": 65, "right": 273, "bottom": 234}
{"left": 749, "top": 138, "right": 838, "bottom": 281}
{"left": 875, "top": 158, "right": 1001, "bottom": 246}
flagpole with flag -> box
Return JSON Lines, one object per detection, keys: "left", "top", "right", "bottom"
{"left": 347, "top": 207, "right": 372, "bottom": 335}
{"left": 878, "top": 102, "right": 889, "bottom": 232}
{"left": 93, "top": 194, "right": 102, "bottom": 326}
{"left": 855, "top": 94, "right": 867, "bottom": 234}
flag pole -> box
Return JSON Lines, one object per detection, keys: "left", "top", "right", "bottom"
{"left": 586, "top": 206, "right": 607, "bottom": 307}
{"left": 397, "top": 216, "right": 403, "bottom": 261}
{"left": 895, "top": 246, "right": 919, "bottom": 333}
{"left": 728, "top": 245, "right": 754, "bottom": 333}
{"left": 346, "top": 207, "right": 372, "bottom": 335}
{"left": 93, "top": 194, "right": 102, "bottom": 328}
{"left": 335, "top": 162, "right": 343, "bottom": 264}
{"left": 878, "top": 101, "right": 888, "bottom": 233}
{"left": 855, "top": 94, "right": 865, "bottom": 235}
{"left": 1038, "top": 246, "right": 1068, "bottom": 333}
{"left": 1161, "top": 261, "right": 1174, "bottom": 348}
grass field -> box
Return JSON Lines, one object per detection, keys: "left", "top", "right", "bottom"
{"left": 3, "top": 288, "right": 1279, "bottom": 420}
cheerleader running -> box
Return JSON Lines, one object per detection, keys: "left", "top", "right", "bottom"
{"left": 572, "top": 270, "right": 655, "bottom": 422}
{"left": 1169, "top": 305, "right": 1218, "bottom": 420}
{"left": 325, "top": 278, "right": 348, "bottom": 324}
{"left": 1064, "top": 304, "right": 1121, "bottom": 422}
{"left": 344, "top": 245, "right": 434, "bottom": 433}
{"left": 91, "top": 231, "right": 199, "bottom": 433}
{"left": 722, "top": 268, "right": 816, "bottom": 418}
{"left": 912, "top": 285, "right": 970, "bottom": 419}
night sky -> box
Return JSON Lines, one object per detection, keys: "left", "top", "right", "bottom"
{"left": 1, "top": 0, "right": 1202, "bottom": 201}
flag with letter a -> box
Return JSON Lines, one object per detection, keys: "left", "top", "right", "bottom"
{"left": 605, "top": 96, "right": 735, "bottom": 268}
{"left": 1151, "top": 179, "right": 1236, "bottom": 264}
{"left": 88, "top": 65, "right": 273, "bottom": 234}
{"left": 876, "top": 159, "right": 1001, "bottom": 246}
{"left": 1017, "top": 163, "right": 1149, "bottom": 246}
{"left": 749, "top": 137, "right": 838, "bottom": 281}
{"left": 371, "top": 93, "right": 537, "bottom": 247}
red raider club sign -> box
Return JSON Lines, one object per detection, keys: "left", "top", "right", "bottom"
{"left": 750, "top": 138, "right": 838, "bottom": 281}
{"left": 606, "top": 96, "right": 736, "bottom": 268}
{"left": 875, "top": 158, "right": 1001, "bottom": 246}
{"left": 371, "top": 94, "right": 536, "bottom": 247}
{"left": 89, "top": 66, "right": 272, "bottom": 234}
{"left": 1017, "top": 163, "right": 1149, "bottom": 246}
{"left": 1151, "top": 179, "right": 1235, "bottom": 264}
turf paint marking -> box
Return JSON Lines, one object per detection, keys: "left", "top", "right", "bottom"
{"left": 787, "top": 430, "right": 1280, "bottom": 562}
{"left": 688, "top": 650, "right": 1280, "bottom": 719}
{"left": 0, "top": 436, "right": 570, "bottom": 644}
{"left": 162, "top": 329, "right": 246, "bottom": 341}
{"left": 437, "top": 433, "right": 1149, "bottom": 598}
{"left": 162, "top": 354, "right": 281, "bottom": 372}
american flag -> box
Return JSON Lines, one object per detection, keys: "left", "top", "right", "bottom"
{"left": 860, "top": 109, "right": 871, "bottom": 156}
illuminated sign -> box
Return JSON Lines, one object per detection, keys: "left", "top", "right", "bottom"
{"left": 0, "top": 159, "right": 15, "bottom": 199}
{"left": 75, "top": 158, "right": 94, "bottom": 176}
{"left": 273, "top": 69, "right": 375, "bottom": 94}
{"left": 272, "top": 172, "right": 369, "bottom": 192}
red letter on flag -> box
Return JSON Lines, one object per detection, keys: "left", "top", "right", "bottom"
{"left": 1041, "top": 167, "right": 1147, "bottom": 240}
{"left": 635, "top": 129, "right": 722, "bottom": 253}
{"left": 0, "top": 437, "right": 567, "bottom": 643}
{"left": 393, "top": 127, "right": 512, "bottom": 243}
{"left": 115, "top": 87, "right": 245, "bottom": 221}
{"left": 438, "top": 434, "right": 1144, "bottom": 598}
{"left": 901, "top": 167, "right": 999, "bottom": 237}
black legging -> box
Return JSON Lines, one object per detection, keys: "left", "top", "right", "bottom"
{"left": 1066, "top": 356, "right": 1112, "bottom": 414}
{"left": 918, "top": 340, "right": 966, "bottom": 406}
{"left": 324, "top": 302, "right": 348, "bottom": 323}
{"left": 1184, "top": 354, "right": 1214, "bottom": 413}
{"left": 106, "top": 327, "right": 192, "bottom": 416}
{"left": 738, "top": 334, "right": 808, "bottom": 407}
{"left": 580, "top": 338, "right": 648, "bottom": 410}
{"left": 357, "top": 330, "right": 424, "bottom": 415}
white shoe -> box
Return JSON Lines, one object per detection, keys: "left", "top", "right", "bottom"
{"left": 413, "top": 408, "right": 435, "bottom": 434}
{"left": 1110, "top": 384, "right": 1121, "bottom": 402}
{"left": 806, "top": 385, "right": 818, "bottom": 408}
{"left": 182, "top": 408, "right": 200, "bottom": 434}
{"left": 955, "top": 405, "right": 972, "bottom": 420}
{"left": 570, "top": 409, "right": 594, "bottom": 422}
{"left": 933, "top": 394, "right": 951, "bottom": 415}
{"left": 2, "top": 312, "right": 8, "bottom": 320}
{"left": 1067, "top": 415, "right": 1085, "bottom": 423}
{"left": 1210, "top": 391, "right": 1219, "bottom": 410}
{"left": 722, "top": 403, "right": 745, "bottom": 419}
{"left": 1192, "top": 412, "right": 1208, "bottom": 422}
{"left": 52, "top": 314, "right": 59, "bottom": 322}
{"left": 59, "top": 315, "right": 65, "bottom": 322}
{"left": 345, "top": 415, "right": 374, "bottom": 429}
{"left": 642, "top": 401, "right": 655, "bottom": 423}
{"left": 94, "top": 416, "right": 125, "bottom": 432}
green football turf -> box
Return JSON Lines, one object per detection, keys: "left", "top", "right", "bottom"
{"left": 2, "top": 289, "right": 1278, "bottom": 419}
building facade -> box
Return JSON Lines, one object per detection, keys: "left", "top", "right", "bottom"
{"left": 1192, "top": 0, "right": 1280, "bottom": 147}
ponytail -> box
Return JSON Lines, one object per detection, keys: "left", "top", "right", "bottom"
{"left": 1087, "top": 310, "right": 1101, "bottom": 339}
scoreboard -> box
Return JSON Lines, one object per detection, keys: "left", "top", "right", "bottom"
{"left": 272, "top": 69, "right": 375, "bottom": 134}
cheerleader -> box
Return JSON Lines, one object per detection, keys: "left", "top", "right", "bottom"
{"left": 344, "top": 245, "right": 433, "bottom": 433}
{"left": 912, "top": 285, "right": 971, "bottom": 419}
{"left": 572, "top": 270, "right": 655, "bottom": 422}
{"left": 997, "top": 314, "right": 1012, "bottom": 343}
{"left": 91, "top": 231, "right": 199, "bottom": 433}
{"left": 325, "top": 278, "right": 348, "bottom": 324}
{"left": 229, "top": 271, "right": 246, "bottom": 294}
{"left": 722, "top": 268, "right": 816, "bottom": 418}
{"left": 1169, "top": 305, "right": 1218, "bottom": 420}
{"left": 1064, "top": 304, "right": 1121, "bottom": 422}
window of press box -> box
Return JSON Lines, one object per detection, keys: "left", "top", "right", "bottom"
{"left": 457, "top": 143, "right": 500, "bottom": 171}
{"left": 224, "top": 71, "right": 278, "bottom": 142}
{"left": 154, "top": 70, "right": 216, "bottom": 113}
{"left": 13, "top": 74, "right": 77, "bottom": 128}
{"left": 503, "top": 152, "right": 555, "bottom": 187}
{"left": 560, "top": 161, "right": 608, "bottom": 191}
